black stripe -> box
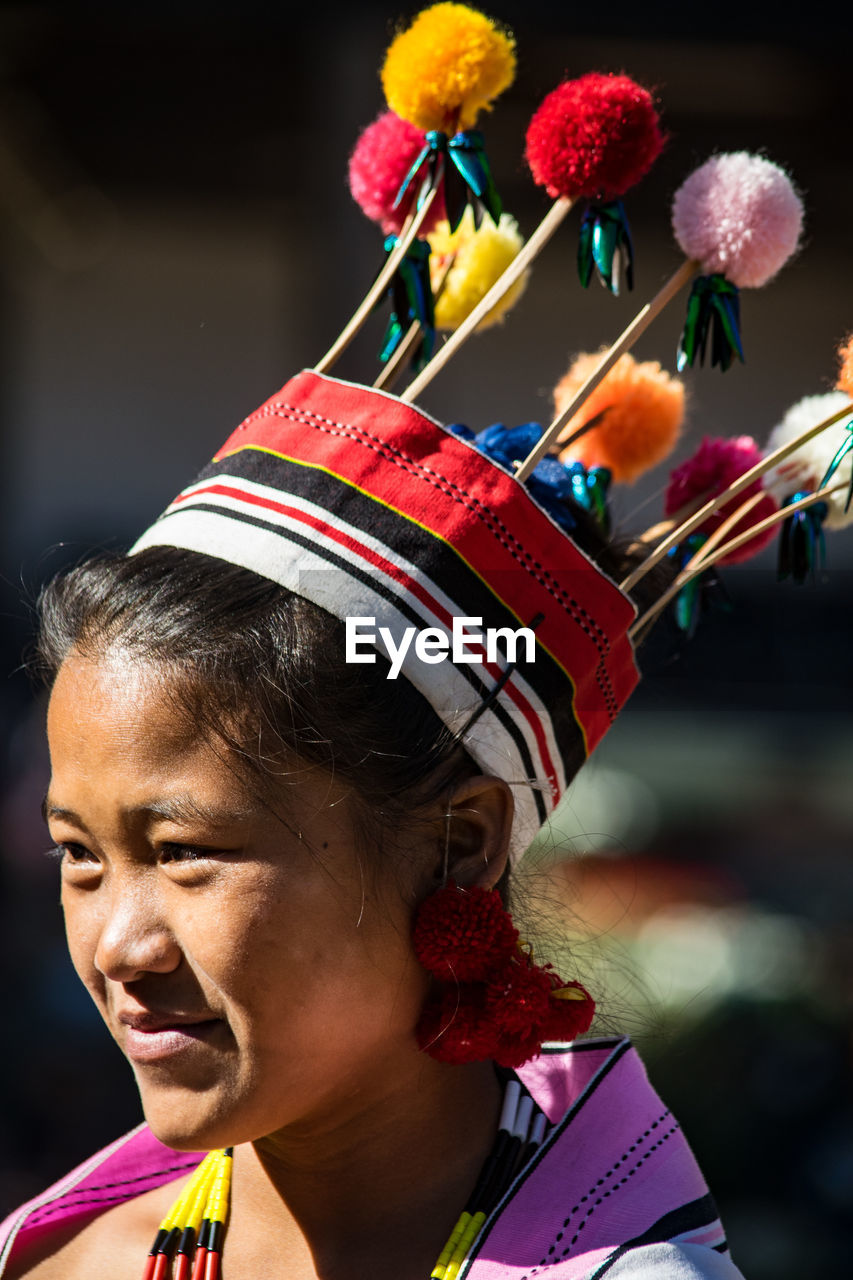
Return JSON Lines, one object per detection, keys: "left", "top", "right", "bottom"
{"left": 457, "top": 1039, "right": 633, "bottom": 1278}
{"left": 233, "top": 409, "right": 617, "bottom": 660}
{"left": 587, "top": 1195, "right": 724, "bottom": 1279}
{"left": 167, "top": 499, "right": 548, "bottom": 823}
{"left": 194, "top": 446, "right": 617, "bottom": 734}
{"left": 205, "top": 449, "right": 588, "bottom": 727}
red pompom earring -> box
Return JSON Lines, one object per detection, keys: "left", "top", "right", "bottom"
{"left": 412, "top": 880, "right": 595, "bottom": 1069}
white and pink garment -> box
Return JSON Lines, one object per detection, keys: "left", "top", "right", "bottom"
{"left": 0, "top": 1039, "right": 742, "bottom": 1279}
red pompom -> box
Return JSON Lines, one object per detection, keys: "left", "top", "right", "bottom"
{"left": 540, "top": 979, "right": 596, "bottom": 1044}
{"left": 486, "top": 957, "right": 552, "bottom": 1032}
{"left": 416, "top": 983, "right": 496, "bottom": 1064}
{"left": 483, "top": 956, "right": 553, "bottom": 1066}
{"left": 413, "top": 883, "right": 595, "bottom": 1068}
{"left": 348, "top": 110, "right": 447, "bottom": 236}
{"left": 413, "top": 881, "right": 518, "bottom": 982}
{"left": 486, "top": 961, "right": 595, "bottom": 1067}
{"left": 664, "top": 436, "right": 779, "bottom": 565}
{"left": 525, "top": 73, "right": 664, "bottom": 202}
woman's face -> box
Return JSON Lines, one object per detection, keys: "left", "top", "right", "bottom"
{"left": 45, "top": 648, "right": 433, "bottom": 1151}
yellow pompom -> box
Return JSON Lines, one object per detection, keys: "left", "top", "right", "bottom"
{"left": 428, "top": 208, "right": 527, "bottom": 332}
{"left": 555, "top": 351, "right": 685, "bottom": 484}
{"left": 381, "top": 3, "right": 516, "bottom": 133}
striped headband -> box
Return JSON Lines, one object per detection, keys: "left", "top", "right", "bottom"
{"left": 132, "top": 369, "right": 639, "bottom": 853}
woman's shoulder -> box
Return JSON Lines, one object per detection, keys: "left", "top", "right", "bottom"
{"left": 0, "top": 1125, "right": 204, "bottom": 1279}
{"left": 3, "top": 1180, "right": 180, "bottom": 1280}
{"left": 467, "top": 1037, "right": 744, "bottom": 1280}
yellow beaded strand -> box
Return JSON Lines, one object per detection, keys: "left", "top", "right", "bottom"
{"left": 166, "top": 1156, "right": 207, "bottom": 1227}
{"left": 204, "top": 1149, "right": 232, "bottom": 1227}
{"left": 179, "top": 1158, "right": 218, "bottom": 1241}
{"left": 150, "top": 1152, "right": 217, "bottom": 1239}
{"left": 154, "top": 1144, "right": 488, "bottom": 1279}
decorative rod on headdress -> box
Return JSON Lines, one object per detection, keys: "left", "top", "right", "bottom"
{"left": 374, "top": 207, "right": 529, "bottom": 389}
{"left": 348, "top": 110, "right": 448, "bottom": 373}
{"left": 402, "top": 71, "right": 663, "bottom": 401}
{"left": 633, "top": 337, "right": 853, "bottom": 596}
{"left": 514, "top": 151, "right": 804, "bottom": 482}
{"left": 631, "top": 479, "right": 850, "bottom": 640}
{"left": 762, "top": 384, "right": 853, "bottom": 582}
{"left": 623, "top": 397, "right": 853, "bottom": 592}
{"left": 315, "top": 2, "right": 515, "bottom": 374}
{"left": 553, "top": 351, "right": 684, "bottom": 486}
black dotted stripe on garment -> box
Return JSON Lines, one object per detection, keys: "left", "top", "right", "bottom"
{"left": 519, "top": 1114, "right": 680, "bottom": 1278}
{"left": 26, "top": 1161, "right": 201, "bottom": 1223}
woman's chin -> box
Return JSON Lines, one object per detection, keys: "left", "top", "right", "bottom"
{"left": 138, "top": 1086, "right": 246, "bottom": 1153}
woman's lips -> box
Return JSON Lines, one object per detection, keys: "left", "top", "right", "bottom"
{"left": 120, "top": 1016, "right": 223, "bottom": 1063}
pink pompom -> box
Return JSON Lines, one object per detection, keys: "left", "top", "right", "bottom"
{"left": 664, "top": 435, "right": 779, "bottom": 565}
{"left": 671, "top": 152, "right": 803, "bottom": 288}
{"left": 525, "top": 73, "right": 664, "bottom": 202}
{"left": 348, "top": 111, "right": 446, "bottom": 236}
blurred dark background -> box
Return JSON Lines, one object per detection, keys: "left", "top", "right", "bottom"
{"left": 1, "top": 1, "right": 851, "bottom": 1273}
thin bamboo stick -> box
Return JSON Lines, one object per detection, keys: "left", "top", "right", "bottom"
{"left": 688, "top": 490, "right": 766, "bottom": 563}
{"left": 514, "top": 258, "right": 698, "bottom": 482}
{"left": 689, "top": 480, "right": 846, "bottom": 573}
{"left": 314, "top": 175, "right": 443, "bottom": 375}
{"left": 636, "top": 489, "right": 716, "bottom": 545}
{"left": 621, "top": 401, "right": 853, "bottom": 593}
{"left": 372, "top": 320, "right": 423, "bottom": 391}
{"left": 400, "top": 196, "right": 574, "bottom": 403}
{"left": 629, "top": 494, "right": 763, "bottom": 644}
{"left": 629, "top": 481, "right": 846, "bottom": 641}
{"left": 372, "top": 252, "right": 457, "bottom": 392}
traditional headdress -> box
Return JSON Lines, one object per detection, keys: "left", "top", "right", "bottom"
{"left": 126, "top": 11, "right": 852, "bottom": 1277}
{"left": 133, "top": 370, "right": 638, "bottom": 855}
{"left": 130, "top": 1, "right": 851, "bottom": 862}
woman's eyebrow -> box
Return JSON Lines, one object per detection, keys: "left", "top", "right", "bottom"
{"left": 42, "top": 794, "right": 68, "bottom": 824}
{"left": 142, "top": 795, "right": 258, "bottom": 826}
{"left": 41, "top": 793, "right": 257, "bottom": 827}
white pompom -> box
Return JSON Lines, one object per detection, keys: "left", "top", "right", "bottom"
{"left": 764, "top": 391, "right": 853, "bottom": 529}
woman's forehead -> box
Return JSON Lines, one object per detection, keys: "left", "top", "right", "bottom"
{"left": 46, "top": 648, "right": 354, "bottom": 834}
{"left": 48, "top": 648, "right": 207, "bottom": 761}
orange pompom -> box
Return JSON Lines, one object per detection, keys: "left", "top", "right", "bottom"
{"left": 554, "top": 352, "right": 684, "bottom": 483}
{"left": 837, "top": 334, "right": 853, "bottom": 397}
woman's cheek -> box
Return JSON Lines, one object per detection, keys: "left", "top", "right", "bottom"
{"left": 178, "top": 874, "right": 289, "bottom": 990}
{"left": 62, "top": 890, "right": 110, "bottom": 1007}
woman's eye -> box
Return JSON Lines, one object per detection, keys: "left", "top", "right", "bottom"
{"left": 48, "top": 842, "right": 96, "bottom": 864}
{"left": 161, "top": 844, "right": 215, "bottom": 863}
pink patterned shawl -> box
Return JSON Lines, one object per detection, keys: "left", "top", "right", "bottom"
{"left": 0, "top": 1038, "right": 736, "bottom": 1278}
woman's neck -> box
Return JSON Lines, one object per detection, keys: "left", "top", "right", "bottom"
{"left": 227, "top": 1056, "right": 503, "bottom": 1280}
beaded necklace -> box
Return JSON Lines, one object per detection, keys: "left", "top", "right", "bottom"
{"left": 141, "top": 1079, "right": 546, "bottom": 1280}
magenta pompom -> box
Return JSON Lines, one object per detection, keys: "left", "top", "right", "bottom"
{"left": 348, "top": 111, "right": 446, "bottom": 236}
{"left": 672, "top": 152, "right": 803, "bottom": 288}
{"left": 525, "top": 73, "right": 664, "bottom": 202}
{"left": 664, "top": 436, "right": 779, "bottom": 564}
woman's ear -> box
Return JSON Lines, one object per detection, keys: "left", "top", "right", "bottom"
{"left": 436, "top": 775, "right": 514, "bottom": 891}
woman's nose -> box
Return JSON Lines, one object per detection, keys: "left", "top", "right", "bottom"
{"left": 93, "top": 878, "right": 181, "bottom": 983}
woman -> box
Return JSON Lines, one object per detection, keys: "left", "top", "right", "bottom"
{"left": 0, "top": 371, "right": 743, "bottom": 1278}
